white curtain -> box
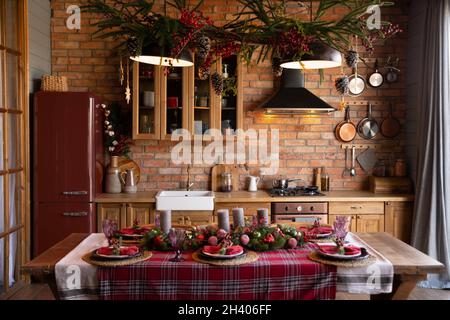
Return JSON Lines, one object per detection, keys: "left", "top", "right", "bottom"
{"left": 412, "top": 0, "right": 450, "bottom": 288}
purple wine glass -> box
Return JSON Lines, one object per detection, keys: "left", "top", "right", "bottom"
{"left": 333, "top": 216, "right": 351, "bottom": 241}
{"left": 102, "top": 219, "right": 118, "bottom": 244}
{"left": 168, "top": 228, "right": 186, "bottom": 262}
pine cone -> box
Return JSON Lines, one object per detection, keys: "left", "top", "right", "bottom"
{"left": 198, "top": 65, "right": 210, "bottom": 80}
{"left": 197, "top": 36, "right": 211, "bottom": 61}
{"left": 335, "top": 76, "right": 349, "bottom": 95}
{"left": 345, "top": 50, "right": 359, "bottom": 68}
{"left": 211, "top": 72, "right": 224, "bottom": 96}
{"left": 272, "top": 57, "right": 283, "bottom": 77}
{"left": 127, "top": 37, "right": 142, "bottom": 57}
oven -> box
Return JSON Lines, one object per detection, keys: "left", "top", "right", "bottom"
{"left": 272, "top": 202, "right": 328, "bottom": 224}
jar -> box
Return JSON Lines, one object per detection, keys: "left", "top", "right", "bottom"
{"left": 321, "top": 168, "right": 330, "bottom": 192}
{"left": 394, "top": 159, "right": 407, "bottom": 177}
{"left": 221, "top": 172, "right": 233, "bottom": 192}
{"left": 373, "top": 160, "right": 386, "bottom": 177}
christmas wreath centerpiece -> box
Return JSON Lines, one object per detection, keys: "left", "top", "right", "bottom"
{"left": 142, "top": 226, "right": 205, "bottom": 251}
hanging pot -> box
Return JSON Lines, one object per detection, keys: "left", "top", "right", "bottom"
{"left": 381, "top": 102, "right": 401, "bottom": 138}
{"left": 357, "top": 103, "right": 380, "bottom": 140}
{"left": 335, "top": 105, "right": 357, "bottom": 142}
{"left": 367, "top": 59, "right": 384, "bottom": 88}
{"left": 347, "top": 72, "right": 366, "bottom": 96}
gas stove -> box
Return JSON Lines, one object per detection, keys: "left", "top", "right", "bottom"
{"left": 268, "top": 186, "right": 325, "bottom": 197}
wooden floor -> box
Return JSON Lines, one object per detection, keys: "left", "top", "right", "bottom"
{"left": 4, "top": 283, "right": 450, "bottom": 300}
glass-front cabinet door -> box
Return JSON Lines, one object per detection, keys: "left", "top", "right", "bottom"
{"left": 191, "top": 54, "right": 216, "bottom": 137}
{"left": 132, "top": 62, "right": 161, "bottom": 140}
{"left": 217, "top": 55, "right": 243, "bottom": 135}
{"left": 161, "top": 66, "right": 189, "bottom": 140}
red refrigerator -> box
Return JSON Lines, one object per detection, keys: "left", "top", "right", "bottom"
{"left": 33, "top": 92, "right": 104, "bottom": 256}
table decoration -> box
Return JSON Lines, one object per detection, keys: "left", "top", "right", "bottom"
{"left": 192, "top": 249, "right": 259, "bottom": 266}
{"left": 102, "top": 219, "right": 118, "bottom": 245}
{"left": 217, "top": 209, "right": 231, "bottom": 231}
{"left": 257, "top": 208, "right": 269, "bottom": 226}
{"left": 160, "top": 210, "right": 172, "bottom": 234}
{"left": 82, "top": 250, "right": 153, "bottom": 267}
{"left": 232, "top": 208, "right": 245, "bottom": 228}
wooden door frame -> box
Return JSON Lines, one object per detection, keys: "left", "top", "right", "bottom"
{"left": 0, "top": 0, "right": 29, "bottom": 298}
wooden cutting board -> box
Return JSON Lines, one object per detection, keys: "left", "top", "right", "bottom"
{"left": 211, "top": 164, "right": 240, "bottom": 192}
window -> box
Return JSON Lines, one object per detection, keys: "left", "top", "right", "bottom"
{"left": 0, "top": 0, "right": 28, "bottom": 297}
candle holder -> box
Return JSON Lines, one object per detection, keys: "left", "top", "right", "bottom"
{"left": 168, "top": 228, "right": 186, "bottom": 262}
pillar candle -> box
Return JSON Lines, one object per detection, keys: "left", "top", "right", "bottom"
{"left": 232, "top": 208, "right": 245, "bottom": 228}
{"left": 257, "top": 208, "right": 269, "bottom": 226}
{"left": 217, "top": 209, "right": 230, "bottom": 232}
{"left": 160, "top": 210, "right": 172, "bottom": 234}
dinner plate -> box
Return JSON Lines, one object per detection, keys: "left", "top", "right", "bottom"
{"left": 117, "top": 233, "right": 145, "bottom": 239}
{"left": 201, "top": 249, "right": 245, "bottom": 260}
{"left": 317, "top": 246, "right": 364, "bottom": 260}
{"left": 315, "top": 232, "right": 333, "bottom": 238}
{"left": 94, "top": 247, "right": 140, "bottom": 260}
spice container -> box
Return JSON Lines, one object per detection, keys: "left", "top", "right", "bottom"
{"left": 314, "top": 168, "right": 322, "bottom": 191}
{"left": 221, "top": 172, "right": 233, "bottom": 192}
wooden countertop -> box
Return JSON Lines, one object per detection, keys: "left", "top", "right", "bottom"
{"left": 95, "top": 190, "right": 414, "bottom": 203}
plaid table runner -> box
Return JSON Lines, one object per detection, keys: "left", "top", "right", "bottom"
{"left": 98, "top": 249, "right": 337, "bottom": 300}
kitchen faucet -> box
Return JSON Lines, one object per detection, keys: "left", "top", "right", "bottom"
{"left": 186, "top": 165, "right": 194, "bottom": 191}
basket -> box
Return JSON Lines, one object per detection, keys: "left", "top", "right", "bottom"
{"left": 41, "top": 75, "right": 68, "bottom": 92}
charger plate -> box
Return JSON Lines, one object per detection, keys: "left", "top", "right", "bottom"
{"left": 82, "top": 251, "right": 152, "bottom": 267}
{"left": 192, "top": 250, "right": 258, "bottom": 266}
{"left": 308, "top": 250, "right": 376, "bottom": 268}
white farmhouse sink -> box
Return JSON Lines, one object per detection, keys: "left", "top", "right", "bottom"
{"left": 156, "top": 191, "right": 215, "bottom": 211}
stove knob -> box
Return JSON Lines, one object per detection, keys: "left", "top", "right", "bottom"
{"left": 297, "top": 206, "right": 303, "bottom": 212}
{"left": 285, "top": 206, "right": 289, "bottom": 211}
{"left": 310, "top": 206, "right": 314, "bottom": 211}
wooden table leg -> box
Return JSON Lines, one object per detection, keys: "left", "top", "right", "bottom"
{"left": 371, "top": 274, "right": 427, "bottom": 300}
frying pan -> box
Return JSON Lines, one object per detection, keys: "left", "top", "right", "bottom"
{"left": 348, "top": 73, "right": 366, "bottom": 96}
{"left": 357, "top": 103, "right": 379, "bottom": 140}
{"left": 335, "top": 106, "right": 357, "bottom": 142}
{"left": 381, "top": 102, "right": 401, "bottom": 138}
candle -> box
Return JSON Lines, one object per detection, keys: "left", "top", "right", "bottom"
{"left": 232, "top": 208, "right": 245, "bottom": 228}
{"left": 160, "top": 210, "right": 172, "bottom": 234}
{"left": 257, "top": 208, "right": 269, "bottom": 226}
{"left": 217, "top": 209, "right": 230, "bottom": 232}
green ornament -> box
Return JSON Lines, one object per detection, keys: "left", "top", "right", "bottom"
{"left": 252, "top": 231, "right": 262, "bottom": 239}
{"left": 149, "top": 229, "right": 159, "bottom": 237}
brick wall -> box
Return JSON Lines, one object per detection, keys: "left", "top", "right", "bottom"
{"left": 50, "top": 0, "right": 409, "bottom": 191}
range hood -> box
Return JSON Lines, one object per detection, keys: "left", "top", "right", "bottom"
{"left": 261, "top": 69, "right": 336, "bottom": 114}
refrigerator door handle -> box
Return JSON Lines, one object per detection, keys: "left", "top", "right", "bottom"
{"left": 62, "top": 211, "right": 89, "bottom": 217}
{"left": 62, "top": 191, "right": 88, "bottom": 196}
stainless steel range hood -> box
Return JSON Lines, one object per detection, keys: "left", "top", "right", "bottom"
{"left": 261, "top": 69, "right": 336, "bottom": 115}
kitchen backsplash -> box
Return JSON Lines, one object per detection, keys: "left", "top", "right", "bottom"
{"left": 50, "top": 0, "right": 408, "bottom": 191}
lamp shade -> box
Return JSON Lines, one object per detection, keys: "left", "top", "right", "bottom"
{"left": 130, "top": 45, "right": 193, "bottom": 67}
{"left": 280, "top": 41, "right": 342, "bottom": 70}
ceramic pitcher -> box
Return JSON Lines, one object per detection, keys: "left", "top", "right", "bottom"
{"left": 105, "top": 156, "right": 122, "bottom": 194}
{"left": 248, "top": 176, "right": 261, "bottom": 192}
{"left": 121, "top": 168, "right": 138, "bottom": 194}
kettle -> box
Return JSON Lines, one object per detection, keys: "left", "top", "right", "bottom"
{"left": 248, "top": 176, "right": 261, "bottom": 192}
{"left": 120, "top": 168, "right": 138, "bottom": 194}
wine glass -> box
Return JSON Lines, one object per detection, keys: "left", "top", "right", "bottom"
{"left": 168, "top": 228, "right": 186, "bottom": 262}
{"left": 333, "top": 216, "right": 351, "bottom": 241}
{"left": 102, "top": 219, "right": 118, "bottom": 245}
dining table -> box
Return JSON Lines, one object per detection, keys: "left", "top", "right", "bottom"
{"left": 21, "top": 232, "right": 445, "bottom": 300}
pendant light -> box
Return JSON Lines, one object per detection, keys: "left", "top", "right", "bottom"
{"left": 280, "top": 1, "right": 342, "bottom": 70}
{"left": 129, "top": 0, "right": 193, "bottom": 67}
{"left": 130, "top": 46, "right": 193, "bottom": 67}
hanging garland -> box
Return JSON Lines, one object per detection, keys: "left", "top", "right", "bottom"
{"left": 83, "top": 0, "right": 403, "bottom": 95}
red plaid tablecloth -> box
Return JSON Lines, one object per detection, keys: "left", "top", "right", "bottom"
{"left": 98, "top": 248, "right": 337, "bottom": 300}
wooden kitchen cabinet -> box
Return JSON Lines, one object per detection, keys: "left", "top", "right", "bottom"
{"left": 132, "top": 54, "right": 243, "bottom": 140}
{"left": 168, "top": 211, "right": 213, "bottom": 226}
{"left": 355, "top": 214, "right": 385, "bottom": 233}
{"left": 126, "top": 203, "right": 154, "bottom": 227}
{"left": 97, "top": 203, "right": 154, "bottom": 231}
{"left": 97, "top": 203, "right": 126, "bottom": 230}
{"left": 329, "top": 202, "right": 384, "bottom": 215}
{"left": 385, "top": 201, "right": 413, "bottom": 243}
